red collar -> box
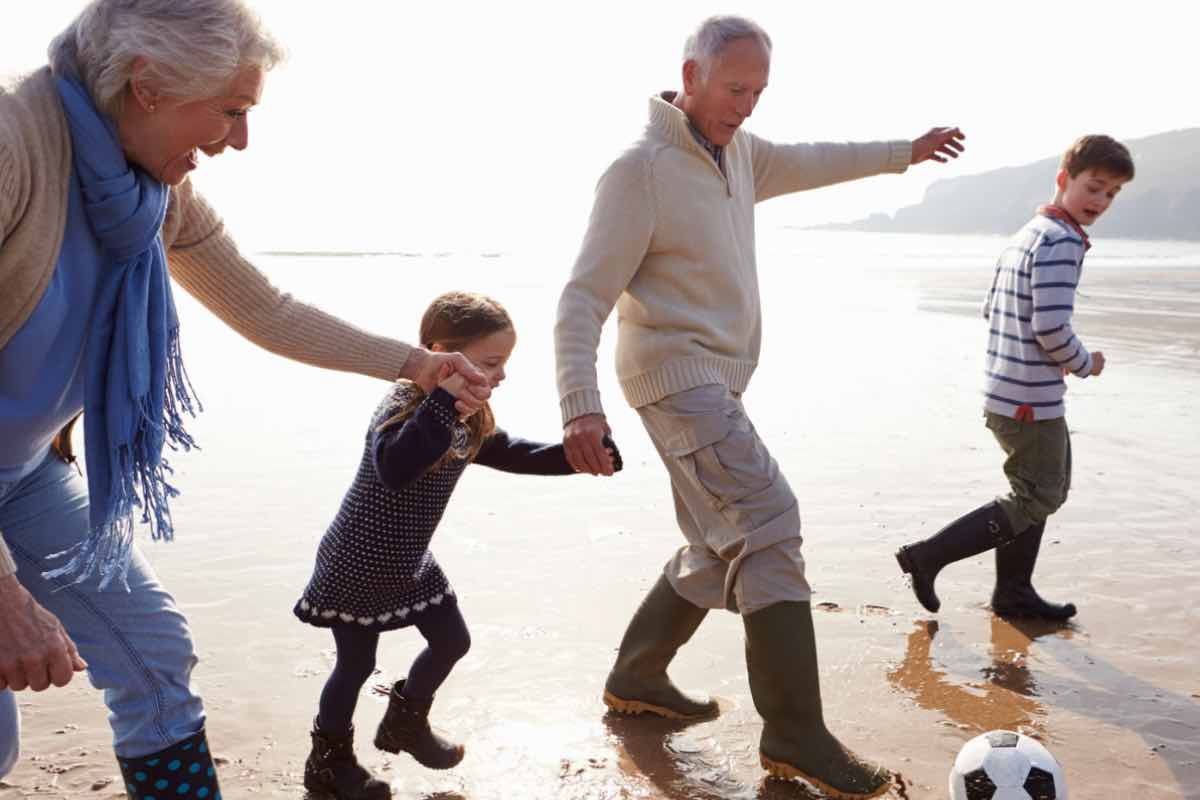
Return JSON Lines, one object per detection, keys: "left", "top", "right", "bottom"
{"left": 1037, "top": 204, "right": 1091, "bottom": 251}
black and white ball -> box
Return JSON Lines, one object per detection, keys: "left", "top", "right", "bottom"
{"left": 949, "top": 730, "right": 1067, "bottom": 799}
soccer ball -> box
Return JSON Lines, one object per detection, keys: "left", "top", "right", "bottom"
{"left": 949, "top": 730, "right": 1067, "bottom": 799}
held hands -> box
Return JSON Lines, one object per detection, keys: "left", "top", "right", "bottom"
{"left": 911, "top": 127, "right": 966, "bottom": 165}
{"left": 437, "top": 363, "right": 471, "bottom": 407}
{"left": 563, "top": 413, "right": 620, "bottom": 476}
{"left": 0, "top": 575, "right": 87, "bottom": 692}
{"left": 405, "top": 348, "right": 490, "bottom": 417}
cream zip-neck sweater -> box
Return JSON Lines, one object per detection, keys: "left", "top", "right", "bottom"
{"left": 555, "top": 93, "right": 911, "bottom": 424}
{"left": 0, "top": 68, "right": 414, "bottom": 578}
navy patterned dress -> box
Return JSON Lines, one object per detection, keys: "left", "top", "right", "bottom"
{"left": 295, "top": 382, "right": 576, "bottom": 631}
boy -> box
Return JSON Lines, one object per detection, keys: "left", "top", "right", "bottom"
{"left": 896, "top": 134, "right": 1135, "bottom": 621}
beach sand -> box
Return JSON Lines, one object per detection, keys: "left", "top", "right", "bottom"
{"left": 3, "top": 235, "right": 1198, "bottom": 799}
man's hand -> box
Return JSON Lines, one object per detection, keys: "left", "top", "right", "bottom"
{"left": 0, "top": 575, "right": 87, "bottom": 692}
{"left": 563, "top": 413, "right": 615, "bottom": 476}
{"left": 911, "top": 127, "right": 966, "bottom": 165}
{"left": 1090, "top": 351, "right": 1106, "bottom": 377}
{"left": 403, "top": 348, "right": 491, "bottom": 416}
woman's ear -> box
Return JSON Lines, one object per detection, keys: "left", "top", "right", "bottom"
{"left": 128, "top": 57, "right": 159, "bottom": 112}
{"left": 429, "top": 342, "right": 445, "bottom": 353}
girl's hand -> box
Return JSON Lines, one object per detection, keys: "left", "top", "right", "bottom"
{"left": 438, "top": 368, "right": 469, "bottom": 401}
{"left": 406, "top": 349, "right": 490, "bottom": 416}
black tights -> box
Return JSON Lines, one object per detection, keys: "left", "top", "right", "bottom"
{"left": 317, "top": 603, "right": 471, "bottom": 733}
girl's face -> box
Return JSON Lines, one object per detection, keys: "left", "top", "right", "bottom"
{"left": 436, "top": 328, "right": 516, "bottom": 389}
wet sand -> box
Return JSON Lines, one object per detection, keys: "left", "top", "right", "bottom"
{"left": 3, "top": 246, "right": 1198, "bottom": 799}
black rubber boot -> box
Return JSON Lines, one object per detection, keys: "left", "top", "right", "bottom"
{"left": 745, "top": 601, "right": 894, "bottom": 799}
{"left": 373, "top": 680, "right": 463, "bottom": 769}
{"left": 992, "top": 522, "right": 1077, "bottom": 620}
{"left": 603, "top": 575, "right": 719, "bottom": 720}
{"left": 117, "top": 729, "right": 221, "bottom": 800}
{"left": 895, "top": 501, "right": 1017, "bottom": 613}
{"left": 304, "top": 718, "right": 390, "bottom": 799}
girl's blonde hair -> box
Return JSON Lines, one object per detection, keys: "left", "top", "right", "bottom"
{"left": 377, "top": 292, "right": 513, "bottom": 466}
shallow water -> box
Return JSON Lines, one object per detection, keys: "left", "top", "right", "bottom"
{"left": 4, "top": 231, "right": 1198, "bottom": 799}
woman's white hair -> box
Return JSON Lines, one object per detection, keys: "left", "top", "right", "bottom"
{"left": 48, "top": 0, "right": 285, "bottom": 116}
{"left": 683, "top": 15, "right": 772, "bottom": 77}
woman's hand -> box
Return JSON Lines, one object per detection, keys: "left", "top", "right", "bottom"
{"left": 403, "top": 348, "right": 490, "bottom": 417}
{"left": 0, "top": 575, "right": 87, "bottom": 692}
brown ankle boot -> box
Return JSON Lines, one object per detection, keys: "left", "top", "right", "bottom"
{"left": 304, "top": 718, "right": 390, "bottom": 800}
{"left": 373, "top": 680, "right": 463, "bottom": 769}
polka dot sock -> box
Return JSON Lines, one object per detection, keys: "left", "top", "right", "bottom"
{"left": 117, "top": 729, "right": 221, "bottom": 800}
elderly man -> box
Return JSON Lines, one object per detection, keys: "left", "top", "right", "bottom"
{"left": 555, "top": 15, "right": 964, "bottom": 799}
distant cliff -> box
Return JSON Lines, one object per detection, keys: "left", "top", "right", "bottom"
{"left": 813, "top": 128, "right": 1200, "bottom": 240}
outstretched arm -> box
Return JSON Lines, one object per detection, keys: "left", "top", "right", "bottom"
{"left": 164, "top": 183, "right": 490, "bottom": 416}
{"left": 475, "top": 429, "right": 622, "bottom": 475}
{"left": 749, "top": 127, "right": 965, "bottom": 202}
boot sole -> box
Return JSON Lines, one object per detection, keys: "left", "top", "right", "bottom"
{"left": 373, "top": 734, "right": 464, "bottom": 769}
{"left": 760, "top": 752, "right": 894, "bottom": 800}
{"left": 303, "top": 775, "right": 391, "bottom": 800}
{"left": 602, "top": 689, "right": 719, "bottom": 721}
{"left": 992, "top": 603, "right": 1077, "bottom": 621}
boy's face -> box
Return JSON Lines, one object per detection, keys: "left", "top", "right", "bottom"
{"left": 1056, "top": 168, "right": 1128, "bottom": 226}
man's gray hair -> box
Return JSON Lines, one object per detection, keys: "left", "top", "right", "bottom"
{"left": 683, "top": 15, "right": 772, "bottom": 75}
{"left": 48, "top": 0, "right": 285, "bottom": 117}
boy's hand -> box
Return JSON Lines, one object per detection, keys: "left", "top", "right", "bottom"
{"left": 911, "top": 127, "right": 966, "bottom": 164}
{"left": 1090, "top": 351, "right": 1106, "bottom": 376}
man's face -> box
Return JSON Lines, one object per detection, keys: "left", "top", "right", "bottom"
{"left": 681, "top": 37, "right": 770, "bottom": 147}
{"left": 1057, "top": 168, "right": 1128, "bottom": 226}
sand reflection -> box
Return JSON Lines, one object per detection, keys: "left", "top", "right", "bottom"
{"left": 887, "top": 617, "right": 1074, "bottom": 738}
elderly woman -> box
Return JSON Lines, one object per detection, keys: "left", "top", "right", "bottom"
{"left": 0, "top": 2, "right": 486, "bottom": 797}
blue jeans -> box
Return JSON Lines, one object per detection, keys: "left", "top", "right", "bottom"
{"left": 0, "top": 688, "right": 17, "bottom": 777}
{"left": 0, "top": 449, "right": 205, "bottom": 759}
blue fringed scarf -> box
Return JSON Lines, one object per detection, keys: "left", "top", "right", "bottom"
{"left": 45, "top": 77, "right": 200, "bottom": 590}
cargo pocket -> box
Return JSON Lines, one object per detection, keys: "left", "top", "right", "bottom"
{"left": 664, "top": 406, "right": 775, "bottom": 513}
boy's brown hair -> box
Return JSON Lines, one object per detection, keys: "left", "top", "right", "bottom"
{"left": 1061, "top": 134, "right": 1135, "bottom": 181}
{"left": 377, "top": 291, "right": 512, "bottom": 466}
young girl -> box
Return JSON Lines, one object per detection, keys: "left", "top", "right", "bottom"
{"left": 294, "top": 291, "right": 620, "bottom": 799}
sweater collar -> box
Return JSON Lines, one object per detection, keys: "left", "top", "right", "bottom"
{"left": 1038, "top": 204, "right": 1092, "bottom": 251}
{"left": 649, "top": 92, "right": 728, "bottom": 167}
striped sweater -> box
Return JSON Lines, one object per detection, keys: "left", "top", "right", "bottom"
{"left": 981, "top": 213, "right": 1093, "bottom": 421}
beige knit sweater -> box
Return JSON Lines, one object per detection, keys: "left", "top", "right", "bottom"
{"left": 0, "top": 68, "right": 414, "bottom": 578}
{"left": 555, "top": 93, "right": 911, "bottom": 425}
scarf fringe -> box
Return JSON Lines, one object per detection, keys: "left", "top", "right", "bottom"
{"left": 44, "top": 328, "right": 200, "bottom": 591}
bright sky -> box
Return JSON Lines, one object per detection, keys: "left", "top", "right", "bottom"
{"left": 3, "top": 1, "right": 1196, "bottom": 253}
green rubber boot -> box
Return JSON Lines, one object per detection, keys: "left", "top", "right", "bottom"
{"left": 603, "top": 575, "right": 719, "bottom": 720}
{"left": 745, "top": 601, "right": 894, "bottom": 799}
